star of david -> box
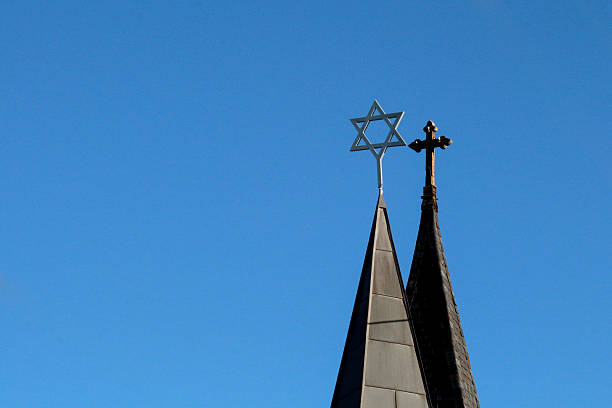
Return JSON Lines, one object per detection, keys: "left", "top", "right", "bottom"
{"left": 350, "top": 100, "right": 406, "bottom": 158}
{"left": 349, "top": 100, "right": 406, "bottom": 192}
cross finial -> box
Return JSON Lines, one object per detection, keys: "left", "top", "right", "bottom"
{"left": 349, "top": 100, "right": 406, "bottom": 194}
{"left": 409, "top": 120, "right": 452, "bottom": 209}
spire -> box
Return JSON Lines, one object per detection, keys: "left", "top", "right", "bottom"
{"left": 331, "top": 194, "right": 429, "bottom": 408}
{"left": 407, "top": 122, "right": 480, "bottom": 407}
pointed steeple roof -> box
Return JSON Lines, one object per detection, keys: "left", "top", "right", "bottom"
{"left": 331, "top": 194, "right": 429, "bottom": 408}
{"left": 405, "top": 186, "right": 480, "bottom": 408}
{"left": 405, "top": 120, "right": 479, "bottom": 408}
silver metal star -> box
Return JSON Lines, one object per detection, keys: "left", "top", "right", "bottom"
{"left": 349, "top": 100, "right": 406, "bottom": 192}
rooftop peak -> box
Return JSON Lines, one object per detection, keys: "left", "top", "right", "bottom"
{"left": 376, "top": 191, "right": 386, "bottom": 208}
{"left": 330, "top": 197, "right": 429, "bottom": 408}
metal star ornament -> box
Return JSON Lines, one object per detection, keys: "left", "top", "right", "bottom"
{"left": 349, "top": 100, "right": 406, "bottom": 193}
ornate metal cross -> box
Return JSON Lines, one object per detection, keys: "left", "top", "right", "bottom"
{"left": 349, "top": 100, "right": 406, "bottom": 193}
{"left": 408, "top": 120, "right": 452, "bottom": 189}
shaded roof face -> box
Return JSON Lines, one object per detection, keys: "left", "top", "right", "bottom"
{"left": 405, "top": 192, "right": 480, "bottom": 408}
{"left": 331, "top": 195, "right": 429, "bottom": 408}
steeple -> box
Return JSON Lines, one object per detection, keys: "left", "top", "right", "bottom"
{"left": 331, "top": 194, "right": 429, "bottom": 408}
{"left": 407, "top": 122, "right": 480, "bottom": 407}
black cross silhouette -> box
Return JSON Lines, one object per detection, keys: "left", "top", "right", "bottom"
{"left": 409, "top": 120, "right": 452, "bottom": 189}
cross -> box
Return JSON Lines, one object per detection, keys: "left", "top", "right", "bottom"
{"left": 408, "top": 120, "right": 452, "bottom": 189}
{"left": 349, "top": 100, "right": 406, "bottom": 193}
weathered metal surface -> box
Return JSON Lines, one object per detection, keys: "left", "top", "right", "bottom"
{"left": 369, "top": 295, "right": 414, "bottom": 345}
{"left": 331, "top": 195, "right": 429, "bottom": 408}
{"left": 372, "top": 252, "right": 404, "bottom": 298}
{"left": 396, "top": 391, "right": 429, "bottom": 408}
{"left": 362, "top": 387, "right": 396, "bottom": 408}
{"left": 364, "top": 341, "right": 425, "bottom": 393}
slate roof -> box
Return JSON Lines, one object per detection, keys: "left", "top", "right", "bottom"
{"left": 405, "top": 187, "right": 480, "bottom": 408}
{"left": 331, "top": 194, "right": 430, "bottom": 408}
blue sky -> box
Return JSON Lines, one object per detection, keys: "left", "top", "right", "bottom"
{"left": 1, "top": 1, "right": 610, "bottom": 407}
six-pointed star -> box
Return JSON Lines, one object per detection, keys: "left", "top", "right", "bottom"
{"left": 350, "top": 100, "right": 406, "bottom": 158}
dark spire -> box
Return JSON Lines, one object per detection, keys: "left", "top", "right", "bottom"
{"left": 331, "top": 194, "right": 429, "bottom": 408}
{"left": 407, "top": 122, "right": 480, "bottom": 407}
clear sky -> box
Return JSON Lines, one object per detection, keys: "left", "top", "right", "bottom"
{"left": 1, "top": 1, "right": 610, "bottom": 407}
